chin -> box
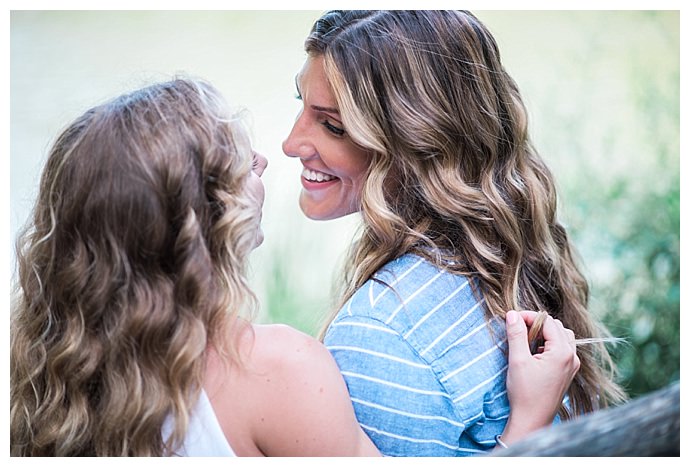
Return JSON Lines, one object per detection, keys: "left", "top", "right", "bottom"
{"left": 302, "top": 209, "right": 341, "bottom": 221}
{"left": 253, "top": 231, "right": 265, "bottom": 248}
{"left": 299, "top": 198, "right": 356, "bottom": 221}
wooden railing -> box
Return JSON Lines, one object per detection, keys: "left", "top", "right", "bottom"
{"left": 492, "top": 381, "right": 680, "bottom": 456}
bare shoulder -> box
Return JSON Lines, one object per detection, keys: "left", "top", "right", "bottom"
{"left": 247, "top": 324, "right": 348, "bottom": 408}
{"left": 244, "top": 324, "right": 378, "bottom": 456}
{"left": 251, "top": 324, "right": 334, "bottom": 373}
{"left": 207, "top": 323, "right": 377, "bottom": 456}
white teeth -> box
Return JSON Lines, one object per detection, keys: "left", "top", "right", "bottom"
{"left": 302, "top": 168, "right": 336, "bottom": 182}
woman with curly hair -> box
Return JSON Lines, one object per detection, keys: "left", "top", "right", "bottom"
{"left": 283, "top": 10, "right": 626, "bottom": 456}
{"left": 12, "top": 74, "right": 581, "bottom": 456}
{"left": 10, "top": 78, "right": 379, "bottom": 456}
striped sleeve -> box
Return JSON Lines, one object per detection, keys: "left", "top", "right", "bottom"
{"left": 324, "top": 316, "right": 484, "bottom": 457}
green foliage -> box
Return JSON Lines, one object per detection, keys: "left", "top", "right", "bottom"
{"left": 565, "top": 12, "right": 680, "bottom": 397}
{"left": 573, "top": 173, "right": 680, "bottom": 398}
{"left": 613, "top": 188, "right": 680, "bottom": 397}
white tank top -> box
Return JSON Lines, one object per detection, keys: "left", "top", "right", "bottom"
{"left": 162, "top": 390, "right": 236, "bottom": 456}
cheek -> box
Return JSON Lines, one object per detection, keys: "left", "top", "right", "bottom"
{"left": 256, "top": 182, "right": 265, "bottom": 204}
{"left": 338, "top": 161, "right": 367, "bottom": 214}
{"left": 348, "top": 154, "right": 370, "bottom": 194}
{"left": 338, "top": 145, "right": 370, "bottom": 181}
{"left": 346, "top": 173, "right": 365, "bottom": 204}
{"left": 245, "top": 177, "right": 265, "bottom": 215}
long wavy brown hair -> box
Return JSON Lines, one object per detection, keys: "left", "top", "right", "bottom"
{"left": 308, "top": 10, "right": 626, "bottom": 416}
{"left": 11, "top": 78, "right": 259, "bottom": 456}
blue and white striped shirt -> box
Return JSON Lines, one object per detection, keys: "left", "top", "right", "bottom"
{"left": 324, "top": 253, "right": 510, "bottom": 456}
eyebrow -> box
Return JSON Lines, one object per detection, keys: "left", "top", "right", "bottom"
{"left": 312, "top": 105, "right": 340, "bottom": 115}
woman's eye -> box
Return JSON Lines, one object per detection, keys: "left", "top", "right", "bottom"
{"left": 252, "top": 153, "right": 261, "bottom": 171}
{"left": 322, "top": 120, "right": 345, "bottom": 136}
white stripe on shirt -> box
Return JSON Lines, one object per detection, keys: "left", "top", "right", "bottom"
{"left": 328, "top": 320, "right": 399, "bottom": 335}
{"left": 359, "top": 424, "right": 483, "bottom": 453}
{"left": 453, "top": 364, "right": 508, "bottom": 403}
{"left": 340, "top": 371, "right": 451, "bottom": 398}
{"left": 403, "top": 280, "right": 469, "bottom": 339}
{"left": 437, "top": 319, "right": 490, "bottom": 356}
{"left": 486, "top": 388, "right": 508, "bottom": 404}
{"left": 465, "top": 407, "right": 509, "bottom": 426}
{"left": 350, "top": 397, "right": 465, "bottom": 428}
{"left": 385, "top": 270, "right": 446, "bottom": 324}
{"left": 327, "top": 345, "right": 430, "bottom": 369}
{"left": 421, "top": 298, "right": 486, "bottom": 356}
{"left": 440, "top": 339, "right": 506, "bottom": 383}
{"left": 371, "top": 257, "right": 425, "bottom": 307}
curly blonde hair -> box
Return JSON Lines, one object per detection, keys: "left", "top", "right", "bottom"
{"left": 307, "top": 11, "right": 626, "bottom": 416}
{"left": 11, "top": 78, "right": 259, "bottom": 456}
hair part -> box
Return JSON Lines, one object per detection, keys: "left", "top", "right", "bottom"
{"left": 11, "top": 78, "right": 259, "bottom": 456}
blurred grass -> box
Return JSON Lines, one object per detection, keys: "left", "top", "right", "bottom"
{"left": 10, "top": 11, "right": 680, "bottom": 398}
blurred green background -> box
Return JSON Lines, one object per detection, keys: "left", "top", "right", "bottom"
{"left": 10, "top": 11, "right": 679, "bottom": 398}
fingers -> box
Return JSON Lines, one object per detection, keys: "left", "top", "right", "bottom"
{"left": 518, "top": 311, "right": 570, "bottom": 344}
{"left": 509, "top": 310, "right": 580, "bottom": 372}
{"left": 517, "top": 310, "right": 539, "bottom": 326}
{"left": 505, "top": 310, "right": 531, "bottom": 363}
{"left": 537, "top": 314, "right": 580, "bottom": 375}
{"left": 540, "top": 314, "right": 568, "bottom": 345}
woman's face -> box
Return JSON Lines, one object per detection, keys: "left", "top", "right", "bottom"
{"left": 282, "top": 55, "right": 370, "bottom": 221}
{"left": 247, "top": 151, "right": 268, "bottom": 247}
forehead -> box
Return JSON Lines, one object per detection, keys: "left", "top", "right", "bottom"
{"left": 296, "top": 56, "right": 337, "bottom": 105}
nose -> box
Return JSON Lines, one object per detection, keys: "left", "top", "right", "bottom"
{"left": 282, "top": 111, "right": 315, "bottom": 160}
{"left": 253, "top": 151, "right": 268, "bottom": 177}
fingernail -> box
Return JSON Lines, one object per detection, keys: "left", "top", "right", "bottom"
{"left": 506, "top": 310, "right": 517, "bottom": 325}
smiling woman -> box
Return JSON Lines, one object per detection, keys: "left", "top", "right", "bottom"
{"left": 283, "top": 55, "right": 370, "bottom": 221}
{"left": 282, "top": 10, "right": 629, "bottom": 456}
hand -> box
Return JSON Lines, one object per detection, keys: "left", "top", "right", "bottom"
{"left": 500, "top": 310, "right": 580, "bottom": 445}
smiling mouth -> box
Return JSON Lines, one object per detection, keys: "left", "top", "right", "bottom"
{"left": 302, "top": 168, "right": 338, "bottom": 183}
